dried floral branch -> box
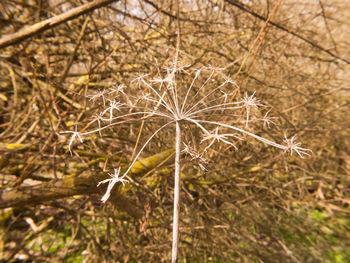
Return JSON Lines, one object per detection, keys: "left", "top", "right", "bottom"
{"left": 63, "top": 61, "right": 311, "bottom": 261}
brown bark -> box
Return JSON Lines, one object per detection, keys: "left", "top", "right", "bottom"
{"left": 0, "top": 149, "right": 175, "bottom": 218}
{"left": 0, "top": 0, "right": 118, "bottom": 49}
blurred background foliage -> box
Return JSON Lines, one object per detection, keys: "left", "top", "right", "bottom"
{"left": 0, "top": 0, "right": 349, "bottom": 262}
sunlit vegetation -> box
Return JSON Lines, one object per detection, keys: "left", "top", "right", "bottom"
{"left": 0, "top": 0, "right": 349, "bottom": 262}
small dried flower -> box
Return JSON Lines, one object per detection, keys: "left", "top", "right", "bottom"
{"left": 109, "top": 84, "right": 125, "bottom": 95}
{"left": 261, "top": 111, "right": 277, "bottom": 128}
{"left": 131, "top": 74, "right": 150, "bottom": 86}
{"left": 97, "top": 168, "right": 129, "bottom": 202}
{"left": 201, "top": 127, "right": 241, "bottom": 151}
{"left": 103, "top": 99, "right": 123, "bottom": 122}
{"left": 182, "top": 143, "right": 208, "bottom": 170}
{"left": 283, "top": 135, "right": 312, "bottom": 158}
{"left": 66, "top": 125, "right": 83, "bottom": 155}
{"left": 241, "top": 92, "right": 263, "bottom": 127}
{"left": 87, "top": 89, "right": 107, "bottom": 106}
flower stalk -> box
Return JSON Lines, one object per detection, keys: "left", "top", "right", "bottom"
{"left": 62, "top": 63, "right": 311, "bottom": 262}
{"left": 172, "top": 120, "right": 181, "bottom": 263}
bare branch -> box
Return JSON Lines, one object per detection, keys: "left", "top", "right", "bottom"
{"left": 224, "top": 0, "right": 350, "bottom": 65}
{"left": 0, "top": 0, "right": 119, "bottom": 49}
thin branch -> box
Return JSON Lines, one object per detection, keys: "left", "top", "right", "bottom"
{"left": 0, "top": 0, "right": 119, "bottom": 49}
{"left": 0, "top": 149, "right": 175, "bottom": 215}
{"left": 224, "top": 0, "right": 350, "bottom": 65}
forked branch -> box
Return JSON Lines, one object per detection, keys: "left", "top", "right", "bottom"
{"left": 0, "top": 0, "right": 119, "bottom": 49}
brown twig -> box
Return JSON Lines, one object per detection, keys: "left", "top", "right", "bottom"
{"left": 0, "top": 0, "right": 118, "bottom": 49}
{"left": 224, "top": 0, "right": 350, "bottom": 65}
